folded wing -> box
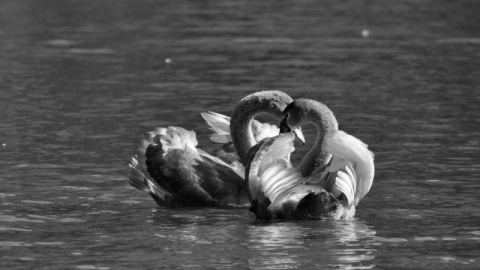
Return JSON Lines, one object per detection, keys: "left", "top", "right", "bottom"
{"left": 319, "top": 130, "right": 375, "bottom": 206}
{"left": 128, "top": 126, "right": 248, "bottom": 208}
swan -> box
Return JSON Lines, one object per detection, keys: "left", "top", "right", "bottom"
{"left": 245, "top": 98, "right": 375, "bottom": 219}
{"left": 128, "top": 90, "right": 304, "bottom": 208}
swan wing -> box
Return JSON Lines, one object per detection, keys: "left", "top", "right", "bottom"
{"left": 322, "top": 130, "right": 375, "bottom": 205}
{"left": 194, "top": 152, "right": 249, "bottom": 208}
{"left": 202, "top": 111, "right": 280, "bottom": 144}
{"left": 127, "top": 128, "right": 186, "bottom": 206}
{"left": 128, "top": 156, "right": 179, "bottom": 206}
{"left": 134, "top": 126, "right": 220, "bottom": 207}
{"left": 251, "top": 121, "right": 281, "bottom": 142}
{"left": 158, "top": 126, "right": 202, "bottom": 161}
{"left": 201, "top": 111, "right": 257, "bottom": 165}
{"left": 200, "top": 111, "right": 232, "bottom": 143}
{"left": 246, "top": 133, "right": 303, "bottom": 203}
{"left": 132, "top": 126, "right": 249, "bottom": 207}
{"left": 246, "top": 133, "right": 343, "bottom": 219}
{"left": 197, "top": 149, "right": 244, "bottom": 178}
{"left": 314, "top": 158, "right": 356, "bottom": 207}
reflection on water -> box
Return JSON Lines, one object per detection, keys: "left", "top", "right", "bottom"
{"left": 1, "top": 0, "right": 480, "bottom": 269}
{"left": 246, "top": 220, "right": 377, "bottom": 269}
{"left": 142, "top": 209, "right": 379, "bottom": 269}
{"left": 331, "top": 221, "right": 377, "bottom": 269}
{"left": 247, "top": 223, "right": 306, "bottom": 269}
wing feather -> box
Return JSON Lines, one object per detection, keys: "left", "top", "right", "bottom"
{"left": 200, "top": 111, "right": 232, "bottom": 143}
{"left": 246, "top": 133, "right": 302, "bottom": 203}
{"left": 322, "top": 130, "right": 375, "bottom": 204}
{"left": 252, "top": 121, "right": 281, "bottom": 142}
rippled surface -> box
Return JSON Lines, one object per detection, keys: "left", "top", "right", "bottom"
{"left": 1, "top": 0, "right": 480, "bottom": 269}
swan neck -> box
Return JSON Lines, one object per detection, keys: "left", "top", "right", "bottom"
{"left": 230, "top": 97, "right": 288, "bottom": 165}
{"left": 297, "top": 104, "right": 338, "bottom": 177}
{"left": 230, "top": 108, "right": 265, "bottom": 165}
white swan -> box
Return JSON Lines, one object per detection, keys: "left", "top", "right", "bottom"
{"left": 246, "top": 98, "right": 374, "bottom": 219}
{"left": 128, "top": 90, "right": 303, "bottom": 208}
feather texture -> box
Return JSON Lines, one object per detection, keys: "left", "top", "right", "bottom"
{"left": 245, "top": 98, "right": 374, "bottom": 220}
{"left": 321, "top": 130, "right": 375, "bottom": 205}
{"left": 200, "top": 111, "right": 232, "bottom": 143}
{"left": 201, "top": 111, "right": 281, "bottom": 145}
{"left": 246, "top": 133, "right": 342, "bottom": 220}
{"left": 127, "top": 126, "right": 248, "bottom": 207}
{"left": 128, "top": 90, "right": 296, "bottom": 208}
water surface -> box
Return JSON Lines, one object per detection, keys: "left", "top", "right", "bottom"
{"left": 1, "top": 0, "right": 480, "bottom": 269}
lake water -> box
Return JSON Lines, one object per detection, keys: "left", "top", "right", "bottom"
{"left": 1, "top": 0, "right": 480, "bottom": 269}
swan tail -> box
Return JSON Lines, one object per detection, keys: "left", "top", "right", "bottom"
{"left": 322, "top": 130, "right": 375, "bottom": 204}
{"left": 200, "top": 111, "right": 232, "bottom": 143}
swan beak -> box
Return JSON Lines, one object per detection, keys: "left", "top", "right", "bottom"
{"left": 279, "top": 118, "right": 305, "bottom": 144}
{"left": 293, "top": 127, "right": 305, "bottom": 145}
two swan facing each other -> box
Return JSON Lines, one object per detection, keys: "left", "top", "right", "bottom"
{"left": 128, "top": 91, "right": 374, "bottom": 220}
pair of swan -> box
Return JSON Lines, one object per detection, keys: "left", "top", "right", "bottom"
{"left": 128, "top": 91, "right": 374, "bottom": 219}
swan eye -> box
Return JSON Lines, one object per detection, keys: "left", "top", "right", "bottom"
{"left": 284, "top": 113, "right": 289, "bottom": 119}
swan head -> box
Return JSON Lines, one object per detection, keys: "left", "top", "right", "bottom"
{"left": 280, "top": 99, "right": 338, "bottom": 139}
{"left": 279, "top": 121, "right": 305, "bottom": 144}
{"left": 234, "top": 90, "right": 295, "bottom": 119}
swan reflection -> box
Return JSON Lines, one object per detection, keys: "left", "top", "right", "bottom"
{"left": 329, "top": 220, "right": 377, "bottom": 269}
{"left": 246, "top": 220, "right": 377, "bottom": 269}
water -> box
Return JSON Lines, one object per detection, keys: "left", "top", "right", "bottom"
{"left": 1, "top": 0, "right": 480, "bottom": 269}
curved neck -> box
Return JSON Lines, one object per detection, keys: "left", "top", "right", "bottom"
{"left": 230, "top": 91, "right": 292, "bottom": 165}
{"left": 230, "top": 110, "right": 257, "bottom": 165}
{"left": 296, "top": 102, "right": 338, "bottom": 177}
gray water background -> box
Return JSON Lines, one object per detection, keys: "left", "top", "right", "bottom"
{"left": 1, "top": 0, "right": 480, "bottom": 269}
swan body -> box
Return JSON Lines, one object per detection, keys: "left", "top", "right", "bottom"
{"left": 246, "top": 98, "right": 375, "bottom": 219}
{"left": 246, "top": 133, "right": 341, "bottom": 219}
{"left": 128, "top": 90, "right": 298, "bottom": 208}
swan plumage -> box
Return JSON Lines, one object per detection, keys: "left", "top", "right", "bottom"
{"left": 315, "top": 130, "right": 375, "bottom": 206}
{"left": 129, "top": 126, "right": 245, "bottom": 207}
{"left": 201, "top": 111, "right": 280, "bottom": 145}
{"left": 246, "top": 98, "right": 375, "bottom": 219}
{"left": 246, "top": 133, "right": 341, "bottom": 220}
{"left": 128, "top": 90, "right": 299, "bottom": 208}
